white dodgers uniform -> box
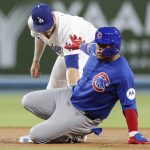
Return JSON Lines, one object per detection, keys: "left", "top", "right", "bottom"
{"left": 28, "top": 11, "right": 97, "bottom": 88}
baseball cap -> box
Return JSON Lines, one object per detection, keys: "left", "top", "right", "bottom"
{"left": 32, "top": 3, "right": 54, "bottom": 33}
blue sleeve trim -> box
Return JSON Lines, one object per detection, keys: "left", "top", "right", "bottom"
{"left": 64, "top": 54, "right": 79, "bottom": 69}
{"left": 122, "top": 103, "right": 137, "bottom": 110}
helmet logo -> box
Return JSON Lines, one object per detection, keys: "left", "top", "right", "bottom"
{"left": 97, "top": 32, "right": 102, "bottom": 39}
{"left": 37, "top": 17, "right": 44, "bottom": 24}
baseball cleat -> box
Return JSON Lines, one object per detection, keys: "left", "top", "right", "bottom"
{"left": 19, "top": 135, "right": 87, "bottom": 144}
{"left": 65, "top": 135, "right": 87, "bottom": 143}
{"left": 19, "top": 135, "right": 33, "bottom": 143}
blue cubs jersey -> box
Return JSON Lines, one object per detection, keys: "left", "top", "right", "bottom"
{"left": 70, "top": 43, "right": 137, "bottom": 120}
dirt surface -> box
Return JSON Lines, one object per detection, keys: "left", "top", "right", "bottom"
{"left": 0, "top": 128, "right": 150, "bottom": 149}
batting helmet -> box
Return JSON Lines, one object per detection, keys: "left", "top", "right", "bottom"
{"left": 32, "top": 3, "right": 54, "bottom": 33}
{"left": 94, "top": 27, "right": 121, "bottom": 57}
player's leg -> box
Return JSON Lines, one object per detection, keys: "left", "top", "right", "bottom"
{"left": 28, "top": 87, "right": 72, "bottom": 143}
{"left": 22, "top": 89, "right": 58, "bottom": 119}
{"left": 29, "top": 88, "right": 102, "bottom": 143}
{"left": 46, "top": 56, "right": 67, "bottom": 89}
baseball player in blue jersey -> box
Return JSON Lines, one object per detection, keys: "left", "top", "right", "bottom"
{"left": 21, "top": 27, "right": 150, "bottom": 144}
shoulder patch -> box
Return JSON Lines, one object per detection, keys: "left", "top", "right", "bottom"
{"left": 126, "top": 88, "right": 135, "bottom": 100}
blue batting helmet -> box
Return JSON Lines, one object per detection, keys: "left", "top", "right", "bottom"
{"left": 94, "top": 26, "right": 121, "bottom": 57}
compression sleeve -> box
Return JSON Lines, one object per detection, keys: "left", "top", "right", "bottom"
{"left": 124, "top": 109, "right": 138, "bottom": 132}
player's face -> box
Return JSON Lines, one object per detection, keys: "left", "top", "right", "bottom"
{"left": 41, "top": 25, "right": 54, "bottom": 39}
{"left": 96, "top": 44, "right": 111, "bottom": 60}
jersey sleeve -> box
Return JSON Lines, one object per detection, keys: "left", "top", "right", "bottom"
{"left": 80, "top": 42, "right": 96, "bottom": 55}
{"left": 117, "top": 73, "right": 137, "bottom": 111}
{"left": 28, "top": 16, "right": 37, "bottom": 38}
{"left": 56, "top": 12, "right": 93, "bottom": 69}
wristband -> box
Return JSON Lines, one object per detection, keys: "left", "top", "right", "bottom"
{"left": 64, "top": 54, "right": 79, "bottom": 69}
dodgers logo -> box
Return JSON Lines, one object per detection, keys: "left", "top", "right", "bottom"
{"left": 37, "top": 17, "right": 44, "bottom": 24}
{"left": 92, "top": 72, "right": 110, "bottom": 92}
{"left": 50, "top": 43, "right": 63, "bottom": 54}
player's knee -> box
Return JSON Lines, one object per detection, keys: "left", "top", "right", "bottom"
{"left": 22, "top": 93, "right": 32, "bottom": 110}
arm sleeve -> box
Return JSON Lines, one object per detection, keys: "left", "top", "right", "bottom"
{"left": 117, "top": 74, "right": 138, "bottom": 132}
{"left": 80, "top": 42, "right": 96, "bottom": 55}
{"left": 124, "top": 109, "right": 138, "bottom": 132}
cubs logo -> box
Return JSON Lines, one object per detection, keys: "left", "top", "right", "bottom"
{"left": 97, "top": 32, "right": 102, "bottom": 39}
{"left": 92, "top": 72, "right": 110, "bottom": 92}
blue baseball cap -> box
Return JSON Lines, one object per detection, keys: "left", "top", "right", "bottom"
{"left": 32, "top": 3, "right": 54, "bottom": 33}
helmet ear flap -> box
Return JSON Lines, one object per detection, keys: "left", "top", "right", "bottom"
{"left": 95, "top": 27, "right": 121, "bottom": 57}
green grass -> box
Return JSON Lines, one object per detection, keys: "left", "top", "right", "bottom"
{"left": 0, "top": 93, "right": 150, "bottom": 128}
{"left": 101, "top": 94, "right": 150, "bottom": 128}
{"left": 0, "top": 93, "right": 42, "bottom": 127}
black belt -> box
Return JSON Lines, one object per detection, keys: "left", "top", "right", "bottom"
{"left": 84, "top": 113, "right": 101, "bottom": 120}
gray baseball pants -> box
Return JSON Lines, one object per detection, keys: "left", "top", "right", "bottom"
{"left": 22, "top": 87, "right": 102, "bottom": 143}
{"left": 46, "top": 56, "right": 67, "bottom": 89}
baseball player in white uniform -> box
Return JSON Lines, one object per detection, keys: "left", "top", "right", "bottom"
{"left": 28, "top": 3, "right": 97, "bottom": 88}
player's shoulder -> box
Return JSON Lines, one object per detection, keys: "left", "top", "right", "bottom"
{"left": 54, "top": 10, "right": 85, "bottom": 22}
{"left": 53, "top": 11, "right": 69, "bottom": 28}
{"left": 117, "top": 56, "right": 134, "bottom": 78}
{"left": 27, "top": 16, "right": 37, "bottom": 37}
{"left": 53, "top": 11, "right": 64, "bottom": 16}
{"left": 28, "top": 16, "right": 34, "bottom": 31}
{"left": 120, "top": 56, "right": 132, "bottom": 70}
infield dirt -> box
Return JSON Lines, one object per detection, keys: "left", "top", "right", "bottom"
{"left": 0, "top": 128, "right": 150, "bottom": 150}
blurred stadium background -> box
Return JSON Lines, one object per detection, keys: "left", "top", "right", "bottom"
{"left": 0, "top": 0, "right": 150, "bottom": 128}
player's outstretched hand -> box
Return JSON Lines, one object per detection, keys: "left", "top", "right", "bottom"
{"left": 64, "top": 34, "right": 85, "bottom": 50}
{"left": 128, "top": 132, "right": 150, "bottom": 144}
{"left": 30, "top": 60, "right": 41, "bottom": 78}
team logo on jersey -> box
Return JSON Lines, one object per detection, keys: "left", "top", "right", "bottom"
{"left": 37, "top": 17, "right": 44, "bottom": 24}
{"left": 50, "top": 43, "right": 63, "bottom": 54}
{"left": 92, "top": 72, "right": 110, "bottom": 92}
{"left": 126, "top": 88, "right": 136, "bottom": 100}
{"left": 97, "top": 32, "right": 102, "bottom": 39}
